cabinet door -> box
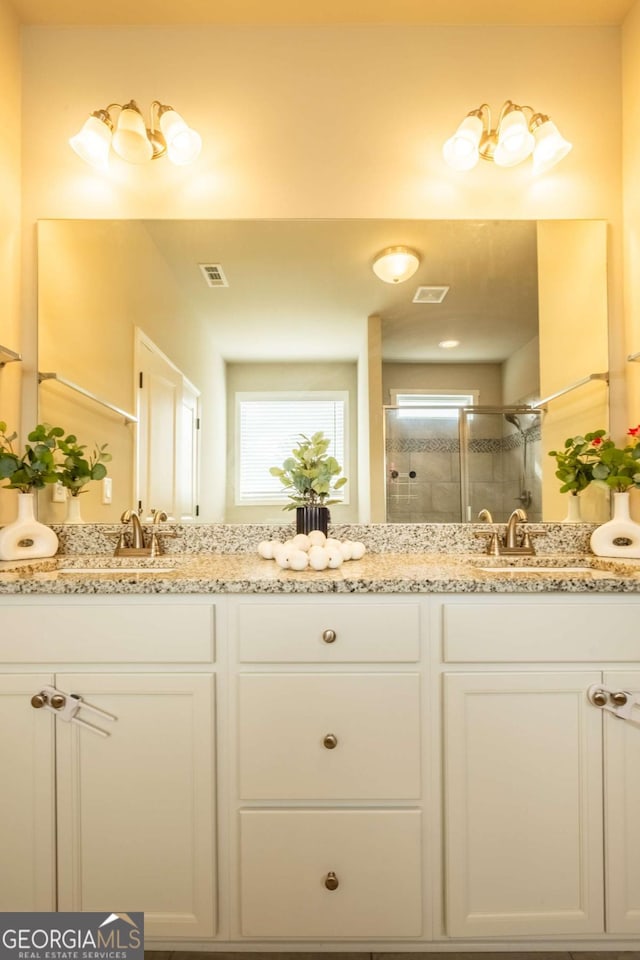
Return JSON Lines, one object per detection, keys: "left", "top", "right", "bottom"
{"left": 444, "top": 671, "right": 604, "bottom": 937}
{"left": 603, "top": 670, "right": 640, "bottom": 934}
{"left": 0, "top": 674, "right": 56, "bottom": 910}
{"left": 55, "top": 673, "right": 216, "bottom": 939}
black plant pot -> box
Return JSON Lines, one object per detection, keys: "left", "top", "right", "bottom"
{"left": 296, "top": 505, "right": 330, "bottom": 536}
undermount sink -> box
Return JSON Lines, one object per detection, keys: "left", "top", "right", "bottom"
{"left": 57, "top": 565, "right": 175, "bottom": 575}
{"left": 478, "top": 565, "right": 610, "bottom": 578}
{"left": 55, "top": 557, "right": 180, "bottom": 575}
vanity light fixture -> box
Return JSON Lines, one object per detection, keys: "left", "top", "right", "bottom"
{"left": 372, "top": 246, "right": 421, "bottom": 284}
{"left": 438, "top": 339, "right": 460, "bottom": 349}
{"left": 443, "top": 101, "right": 572, "bottom": 174}
{"left": 69, "top": 100, "right": 202, "bottom": 171}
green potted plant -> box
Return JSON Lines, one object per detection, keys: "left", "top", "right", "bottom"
{"left": 269, "top": 431, "right": 347, "bottom": 534}
{"left": 583, "top": 426, "right": 640, "bottom": 558}
{"left": 55, "top": 434, "right": 111, "bottom": 523}
{"left": 0, "top": 422, "right": 62, "bottom": 559}
{"left": 548, "top": 430, "right": 603, "bottom": 521}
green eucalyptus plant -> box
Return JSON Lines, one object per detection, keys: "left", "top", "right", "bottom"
{"left": 548, "top": 430, "right": 603, "bottom": 495}
{"left": 0, "top": 422, "right": 62, "bottom": 493}
{"left": 56, "top": 434, "right": 112, "bottom": 497}
{"left": 269, "top": 431, "right": 347, "bottom": 511}
{"left": 549, "top": 426, "right": 640, "bottom": 495}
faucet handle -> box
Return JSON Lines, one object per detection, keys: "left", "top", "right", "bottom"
{"left": 474, "top": 531, "right": 501, "bottom": 556}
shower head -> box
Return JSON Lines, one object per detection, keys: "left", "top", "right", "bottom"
{"left": 504, "top": 412, "right": 523, "bottom": 433}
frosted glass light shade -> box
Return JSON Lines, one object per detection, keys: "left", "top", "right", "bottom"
{"left": 442, "top": 114, "right": 483, "bottom": 171}
{"left": 159, "top": 109, "right": 202, "bottom": 165}
{"left": 112, "top": 105, "right": 153, "bottom": 163}
{"left": 494, "top": 109, "right": 535, "bottom": 167}
{"left": 69, "top": 114, "right": 112, "bottom": 171}
{"left": 372, "top": 246, "right": 420, "bottom": 284}
{"left": 532, "top": 119, "right": 572, "bottom": 175}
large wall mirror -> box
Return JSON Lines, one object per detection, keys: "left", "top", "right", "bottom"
{"left": 37, "top": 219, "right": 610, "bottom": 525}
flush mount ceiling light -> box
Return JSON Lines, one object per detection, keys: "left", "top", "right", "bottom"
{"left": 69, "top": 99, "right": 202, "bottom": 171}
{"left": 372, "top": 246, "right": 421, "bottom": 284}
{"left": 442, "top": 101, "right": 572, "bottom": 175}
{"left": 438, "top": 339, "right": 460, "bottom": 349}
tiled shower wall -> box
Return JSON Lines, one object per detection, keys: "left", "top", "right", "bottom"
{"left": 386, "top": 415, "right": 542, "bottom": 523}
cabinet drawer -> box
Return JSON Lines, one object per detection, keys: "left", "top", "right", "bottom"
{"left": 238, "top": 673, "right": 421, "bottom": 799}
{"left": 239, "top": 808, "right": 422, "bottom": 938}
{"left": 237, "top": 601, "right": 420, "bottom": 662}
{"left": 442, "top": 599, "right": 640, "bottom": 662}
{"left": 0, "top": 601, "right": 215, "bottom": 663}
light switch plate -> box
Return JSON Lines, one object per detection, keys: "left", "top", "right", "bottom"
{"left": 102, "top": 477, "right": 113, "bottom": 504}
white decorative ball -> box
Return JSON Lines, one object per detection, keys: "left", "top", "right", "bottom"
{"left": 292, "top": 533, "right": 311, "bottom": 552}
{"left": 308, "top": 530, "right": 327, "bottom": 547}
{"left": 339, "top": 540, "right": 353, "bottom": 561}
{"left": 289, "top": 549, "right": 309, "bottom": 571}
{"left": 326, "top": 537, "right": 342, "bottom": 550}
{"left": 257, "top": 540, "right": 274, "bottom": 559}
{"left": 326, "top": 548, "right": 344, "bottom": 569}
{"left": 274, "top": 545, "right": 292, "bottom": 569}
{"left": 350, "top": 541, "right": 366, "bottom": 560}
{"left": 308, "top": 546, "right": 329, "bottom": 570}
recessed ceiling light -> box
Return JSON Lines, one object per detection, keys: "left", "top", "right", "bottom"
{"left": 438, "top": 339, "right": 460, "bottom": 349}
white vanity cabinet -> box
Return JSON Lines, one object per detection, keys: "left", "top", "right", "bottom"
{"left": 232, "top": 596, "right": 425, "bottom": 940}
{"left": 0, "top": 597, "right": 217, "bottom": 940}
{"left": 439, "top": 596, "right": 640, "bottom": 941}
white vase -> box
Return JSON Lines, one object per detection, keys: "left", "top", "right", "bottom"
{"left": 563, "top": 494, "right": 582, "bottom": 523}
{"left": 65, "top": 495, "right": 84, "bottom": 524}
{"left": 0, "top": 492, "right": 59, "bottom": 561}
{"left": 590, "top": 490, "right": 640, "bottom": 559}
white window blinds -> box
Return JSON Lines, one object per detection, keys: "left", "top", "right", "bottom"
{"left": 236, "top": 392, "right": 347, "bottom": 505}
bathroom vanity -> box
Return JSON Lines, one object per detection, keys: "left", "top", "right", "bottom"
{"left": 1, "top": 541, "right": 640, "bottom": 951}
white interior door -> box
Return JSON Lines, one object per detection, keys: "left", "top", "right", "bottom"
{"left": 135, "top": 330, "right": 200, "bottom": 519}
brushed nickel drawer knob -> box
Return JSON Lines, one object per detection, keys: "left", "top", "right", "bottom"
{"left": 612, "top": 691, "right": 629, "bottom": 706}
{"left": 30, "top": 693, "right": 47, "bottom": 709}
{"left": 322, "top": 629, "right": 337, "bottom": 644}
{"left": 590, "top": 688, "right": 608, "bottom": 707}
{"left": 323, "top": 733, "right": 338, "bottom": 749}
{"left": 324, "top": 871, "right": 339, "bottom": 890}
{"left": 50, "top": 694, "right": 66, "bottom": 710}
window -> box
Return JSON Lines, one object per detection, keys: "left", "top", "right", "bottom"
{"left": 390, "top": 389, "right": 478, "bottom": 419}
{"left": 236, "top": 391, "right": 348, "bottom": 505}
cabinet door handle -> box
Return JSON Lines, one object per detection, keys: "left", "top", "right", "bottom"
{"left": 30, "top": 692, "right": 47, "bottom": 709}
{"left": 611, "top": 691, "right": 628, "bottom": 706}
{"left": 50, "top": 694, "right": 66, "bottom": 710}
{"left": 589, "top": 687, "right": 609, "bottom": 707}
{"left": 324, "top": 871, "right": 339, "bottom": 890}
{"left": 323, "top": 733, "right": 338, "bottom": 749}
{"left": 322, "top": 628, "right": 337, "bottom": 644}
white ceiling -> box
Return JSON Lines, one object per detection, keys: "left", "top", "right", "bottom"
{"left": 139, "top": 219, "right": 539, "bottom": 364}
{"left": 7, "top": 0, "right": 636, "bottom": 25}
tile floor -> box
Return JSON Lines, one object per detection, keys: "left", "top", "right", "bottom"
{"left": 145, "top": 953, "right": 640, "bottom": 960}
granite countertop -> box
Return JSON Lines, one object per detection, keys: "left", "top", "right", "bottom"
{"left": 1, "top": 552, "right": 640, "bottom": 594}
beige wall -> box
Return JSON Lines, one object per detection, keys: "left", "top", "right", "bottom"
{"left": 7, "top": 18, "right": 639, "bottom": 522}
{"left": 623, "top": 1, "right": 640, "bottom": 518}
{"left": 538, "top": 220, "right": 610, "bottom": 520}
{"left": 37, "top": 220, "right": 220, "bottom": 521}
{"left": 0, "top": 0, "right": 21, "bottom": 523}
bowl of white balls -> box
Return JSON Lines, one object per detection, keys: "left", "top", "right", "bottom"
{"left": 257, "top": 530, "right": 366, "bottom": 571}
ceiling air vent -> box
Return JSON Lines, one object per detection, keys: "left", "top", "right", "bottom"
{"left": 412, "top": 285, "right": 449, "bottom": 304}
{"left": 199, "top": 263, "right": 229, "bottom": 287}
